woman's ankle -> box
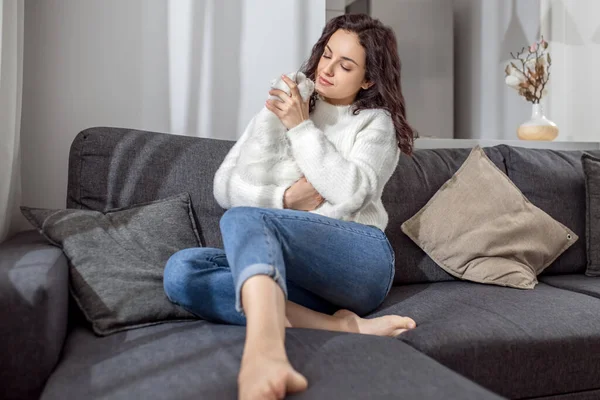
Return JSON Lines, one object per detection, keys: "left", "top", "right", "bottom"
{"left": 333, "top": 309, "right": 360, "bottom": 333}
{"left": 243, "top": 337, "right": 287, "bottom": 361}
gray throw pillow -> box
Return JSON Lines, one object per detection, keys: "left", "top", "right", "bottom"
{"left": 20, "top": 193, "right": 199, "bottom": 336}
{"left": 582, "top": 153, "right": 600, "bottom": 276}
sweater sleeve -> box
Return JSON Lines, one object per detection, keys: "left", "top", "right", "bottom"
{"left": 213, "top": 115, "right": 288, "bottom": 210}
{"left": 285, "top": 116, "right": 400, "bottom": 212}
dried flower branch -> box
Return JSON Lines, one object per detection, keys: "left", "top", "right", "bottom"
{"left": 505, "top": 37, "right": 552, "bottom": 104}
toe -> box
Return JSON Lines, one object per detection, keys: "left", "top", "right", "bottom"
{"left": 391, "top": 328, "right": 409, "bottom": 336}
{"left": 396, "top": 316, "right": 416, "bottom": 329}
{"left": 287, "top": 370, "right": 308, "bottom": 393}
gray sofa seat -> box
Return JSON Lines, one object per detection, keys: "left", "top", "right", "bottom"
{"left": 0, "top": 230, "right": 69, "bottom": 400}
{"left": 540, "top": 275, "right": 600, "bottom": 300}
{"left": 40, "top": 320, "right": 503, "bottom": 400}
{"left": 369, "top": 282, "right": 600, "bottom": 399}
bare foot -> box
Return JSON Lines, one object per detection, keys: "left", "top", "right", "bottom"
{"left": 238, "top": 349, "right": 308, "bottom": 400}
{"left": 334, "top": 309, "right": 416, "bottom": 337}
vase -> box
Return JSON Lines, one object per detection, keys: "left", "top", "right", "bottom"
{"left": 517, "top": 103, "right": 559, "bottom": 141}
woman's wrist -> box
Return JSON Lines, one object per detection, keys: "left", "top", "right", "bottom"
{"left": 283, "top": 188, "right": 290, "bottom": 209}
{"left": 286, "top": 119, "right": 311, "bottom": 134}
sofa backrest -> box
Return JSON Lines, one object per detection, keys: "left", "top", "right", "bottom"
{"left": 497, "top": 145, "right": 600, "bottom": 276}
{"left": 67, "top": 127, "right": 598, "bottom": 286}
{"left": 67, "top": 127, "right": 232, "bottom": 250}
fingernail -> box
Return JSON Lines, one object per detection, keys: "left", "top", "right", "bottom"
{"left": 409, "top": 322, "right": 416, "bottom": 329}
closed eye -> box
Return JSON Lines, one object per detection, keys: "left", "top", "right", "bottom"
{"left": 322, "top": 55, "right": 350, "bottom": 71}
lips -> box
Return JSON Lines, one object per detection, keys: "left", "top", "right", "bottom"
{"left": 318, "top": 76, "right": 333, "bottom": 86}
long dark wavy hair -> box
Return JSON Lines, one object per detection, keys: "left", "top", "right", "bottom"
{"left": 300, "top": 14, "right": 417, "bottom": 155}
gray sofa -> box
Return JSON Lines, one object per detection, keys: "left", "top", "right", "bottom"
{"left": 3, "top": 127, "right": 600, "bottom": 400}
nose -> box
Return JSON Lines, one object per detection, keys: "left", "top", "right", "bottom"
{"left": 323, "top": 61, "right": 334, "bottom": 76}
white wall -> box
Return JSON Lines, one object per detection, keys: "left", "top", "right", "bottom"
{"left": 329, "top": 0, "right": 598, "bottom": 141}
{"left": 326, "top": 0, "right": 345, "bottom": 21}
{"left": 16, "top": 0, "right": 324, "bottom": 231}
{"left": 20, "top": 0, "right": 162, "bottom": 230}
{"left": 453, "top": 0, "right": 542, "bottom": 140}
{"left": 326, "top": 0, "right": 454, "bottom": 139}
{"left": 541, "top": 0, "right": 600, "bottom": 142}
{"left": 371, "top": 0, "right": 454, "bottom": 139}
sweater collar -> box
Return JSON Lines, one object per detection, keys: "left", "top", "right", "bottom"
{"left": 314, "top": 94, "right": 354, "bottom": 123}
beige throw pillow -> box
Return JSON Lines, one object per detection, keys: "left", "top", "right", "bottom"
{"left": 401, "top": 146, "right": 578, "bottom": 289}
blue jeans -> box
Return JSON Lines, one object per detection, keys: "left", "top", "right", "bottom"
{"left": 163, "top": 207, "right": 395, "bottom": 325}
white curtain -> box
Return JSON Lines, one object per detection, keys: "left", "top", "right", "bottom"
{"left": 166, "top": 0, "right": 324, "bottom": 140}
{"left": 541, "top": 0, "right": 600, "bottom": 142}
{"left": 454, "top": 0, "right": 542, "bottom": 140}
{"left": 0, "top": 0, "right": 24, "bottom": 243}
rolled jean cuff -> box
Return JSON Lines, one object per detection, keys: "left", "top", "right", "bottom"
{"left": 235, "top": 263, "right": 288, "bottom": 315}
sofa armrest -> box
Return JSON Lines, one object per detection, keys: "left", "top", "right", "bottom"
{"left": 0, "top": 230, "right": 69, "bottom": 400}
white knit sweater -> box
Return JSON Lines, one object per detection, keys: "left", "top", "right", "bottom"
{"left": 213, "top": 95, "right": 400, "bottom": 231}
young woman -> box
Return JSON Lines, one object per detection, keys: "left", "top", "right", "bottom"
{"left": 164, "top": 13, "right": 417, "bottom": 400}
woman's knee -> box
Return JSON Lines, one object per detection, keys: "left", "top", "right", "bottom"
{"left": 163, "top": 247, "right": 224, "bottom": 302}
{"left": 219, "top": 207, "right": 264, "bottom": 232}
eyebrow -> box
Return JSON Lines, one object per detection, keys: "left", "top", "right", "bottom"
{"left": 325, "top": 45, "right": 359, "bottom": 66}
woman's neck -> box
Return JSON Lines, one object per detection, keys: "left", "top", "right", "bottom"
{"left": 319, "top": 93, "right": 356, "bottom": 106}
{"left": 317, "top": 93, "right": 355, "bottom": 107}
{"left": 313, "top": 94, "right": 353, "bottom": 123}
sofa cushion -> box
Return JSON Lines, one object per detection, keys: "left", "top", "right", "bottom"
{"left": 582, "top": 153, "right": 600, "bottom": 276}
{"left": 497, "top": 145, "right": 600, "bottom": 275}
{"left": 383, "top": 146, "right": 507, "bottom": 285}
{"left": 21, "top": 193, "right": 198, "bottom": 336}
{"left": 40, "top": 321, "right": 503, "bottom": 400}
{"left": 370, "top": 281, "right": 600, "bottom": 399}
{"left": 401, "top": 146, "right": 577, "bottom": 289}
{"left": 540, "top": 274, "right": 600, "bottom": 300}
{"left": 0, "top": 230, "right": 69, "bottom": 400}
{"left": 67, "top": 127, "right": 234, "bottom": 249}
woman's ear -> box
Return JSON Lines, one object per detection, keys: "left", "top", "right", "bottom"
{"left": 362, "top": 81, "right": 374, "bottom": 90}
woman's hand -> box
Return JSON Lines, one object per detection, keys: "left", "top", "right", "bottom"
{"left": 266, "top": 75, "right": 310, "bottom": 130}
{"left": 283, "top": 176, "right": 324, "bottom": 211}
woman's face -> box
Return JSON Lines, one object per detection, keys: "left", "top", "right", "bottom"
{"left": 315, "top": 29, "right": 373, "bottom": 106}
